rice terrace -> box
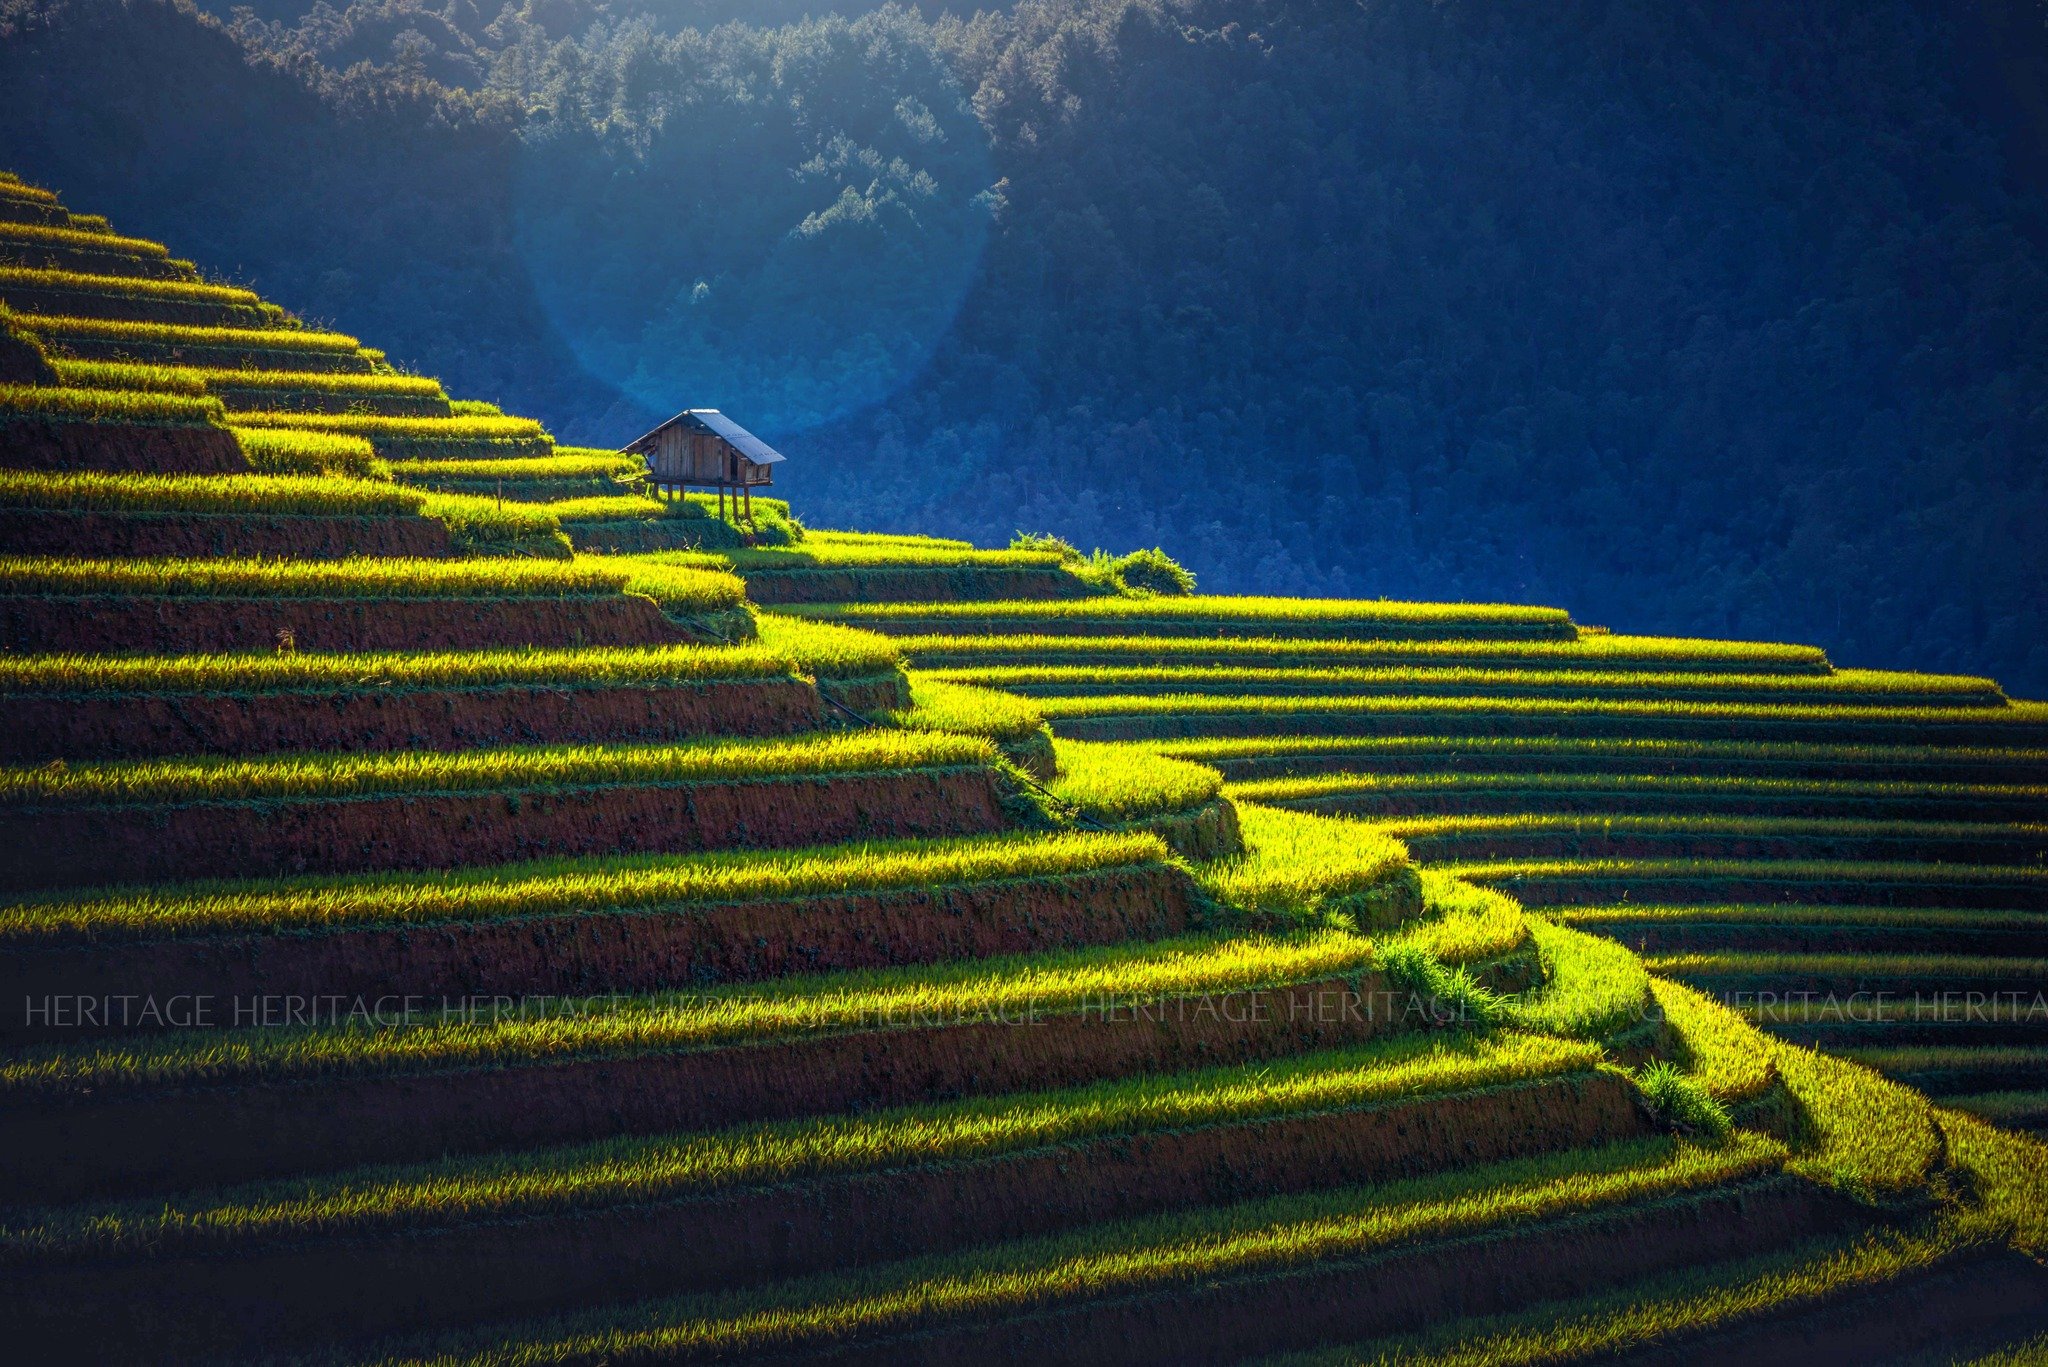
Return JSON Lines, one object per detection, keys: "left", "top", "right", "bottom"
{"left": 3, "top": 0, "right": 2048, "bottom": 1359}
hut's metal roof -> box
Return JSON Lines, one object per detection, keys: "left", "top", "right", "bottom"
{"left": 625, "top": 409, "right": 786, "bottom": 464}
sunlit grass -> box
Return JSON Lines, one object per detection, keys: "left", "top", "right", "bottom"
{"left": 347, "top": 1136, "right": 1780, "bottom": 1364}
{"left": 231, "top": 411, "right": 548, "bottom": 442}
{"left": 0, "top": 828, "right": 1169, "bottom": 943}
{"left": 0, "top": 382, "right": 223, "bottom": 424}
{"left": 0, "top": 729, "right": 995, "bottom": 809}
{"left": 48, "top": 357, "right": 444, "bottom": 400}
{"left": 0, "top": 263, "right": 260, "bottom": 305}
{"left": 0, "top": 469, "right": 418, "bottom": 516}
{"left": 231, "top": 425, "right": 384, "bottom": 478}
{"left": 784, "top": 595, "right": 1575, "bottom": 628}
{"left": 4, "top": 1032, "right": 1605, "bottom": 1257}
{"left": 1228, "top": 770, "right": 2046, "bottom": 807}
{"left": 891, "top": 675, "right": 1050, "bottom": 744}
{"left": 1034, "top": 692, "right": 2048, "bottom": 728}
{"left": 896, "top": 632, "right": 1830, "bottom": 671}
{"left": 1197, "top": 804, "right": 1412, "bottom": 925}
{"left": 0, "top": 555, "right": 620, "bottom": 599}
{"left": 1047, "top": 736, "right": 1223, "bottom": 820}
{"left": 19, "top": 313, "right": 360, "bottom": 354}
{"left": 0, "top": 930, "right": 1386, "bottom": 1090}
{"left": 931, "top": 663, "right": 1999, "bottom": 702}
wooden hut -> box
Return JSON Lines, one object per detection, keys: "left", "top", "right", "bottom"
{"left": 623, "top": 409, "right": 786, "bottom": 523}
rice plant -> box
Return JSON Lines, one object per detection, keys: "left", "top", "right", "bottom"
{"left": 17, "top": 314, "right": 360, "bottom": 355}
{"left": 786, "top": 596, "right": 1576, "bottom": 628}
{"left": 230, "top": 426, "right": 385, "bottom": 478}
{"left": 0, "top": 730, "right": 997, "bottom": 809}
{"left": 48, "top": 358, "right": 445, "bottom": 401}
{"left": 1047, "top": 737, "right": 1223, "bottom": 820}
{"left": 0, "top": 383, "right": 223, "bottom": 425}
{"left": 0, "top": 264, "right": 261, "bottom": 306}
{"left": 0, "top": 555, "right": 625, "bottom": 602}
{"left": 0, "top": 470, "right": 420, "bottom": 516}
{"left": 8, "top": 1032, "right": 1605, "bottom": 1257}
{"left": 1196, "top": 803, "right": 1412, "bottom": 927}
{"left": 230, "top": 411, "right": 549, "bottom": 442}
{"left": 0, "top": 829, "right": 1169, "bottom": 944}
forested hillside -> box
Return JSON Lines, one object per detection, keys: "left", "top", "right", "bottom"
{"left": 4, "top": 0, "right": 2045, "bottom": 689}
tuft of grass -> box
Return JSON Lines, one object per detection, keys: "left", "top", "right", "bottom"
{"left": 1374, "top": 941, "right": 1506, "bottom": 1024}
{"left": 1772, "top": 1041, "right": 1942, "bottom": 1200}
{"left": 1633, "top": 1061, "right": 1733, "bottom": 1140}
{"left": 1647, "top": 980, "right": 1777, "bottom": 1105}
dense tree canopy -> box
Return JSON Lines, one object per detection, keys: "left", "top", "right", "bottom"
{"left": 3, "top": 0, "right": 2045, "bottom": 687}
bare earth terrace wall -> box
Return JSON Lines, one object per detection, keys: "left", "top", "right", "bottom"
{"left": 1403, "top": 829, "right": 2048, "bottom": 865}
{"left": 0, "top": 1074, "right": 1648, "bottom": 1361}
{"left": 0, "top": 509, "right": 453, "bottom": 561}
{"left": 0, "top": 284, "right": 268, "bottom": 327}
{"left": 2, "top": 678, "right": 830, "bottom": 763}
{"left": 0, "top": 974, "right": 1407, "bottom": 1202}
{"left": 680, "top": 1179, "right": 1855, "bottom": 1367}
{"left": 0, "top": 863, "right": 1200, "bottom": 1016}
{"left": 0, "top": 593, "right": 687, "bottom": 654}
{"left": 38, "top": 334, "right": 375, "bottom": 373}
{"left": 1489, "top": 871, "right": 2048, "bottom": 910}
{"left": 0, "top": 417, "right": 249, "bottom": 473}
{"left": 0, "top": 767, "right": 1010, "bottom": 892}
{"left": 1051, "top": 709, "right": 2048, "bottom": 749}
{"left": 0, "top": 242, "right": 194, "bottom": 280}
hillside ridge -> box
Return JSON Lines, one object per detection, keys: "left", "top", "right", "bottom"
{"left": 1, "top": 168, "right": 2045, "bottom": 1364}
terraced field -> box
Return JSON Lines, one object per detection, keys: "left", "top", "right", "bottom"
{"left": 910, "top": 630, "right": 2048, "bottom": 1138}
{"left": 3, "top": 168, "right": 2047, "bottom": 1364}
